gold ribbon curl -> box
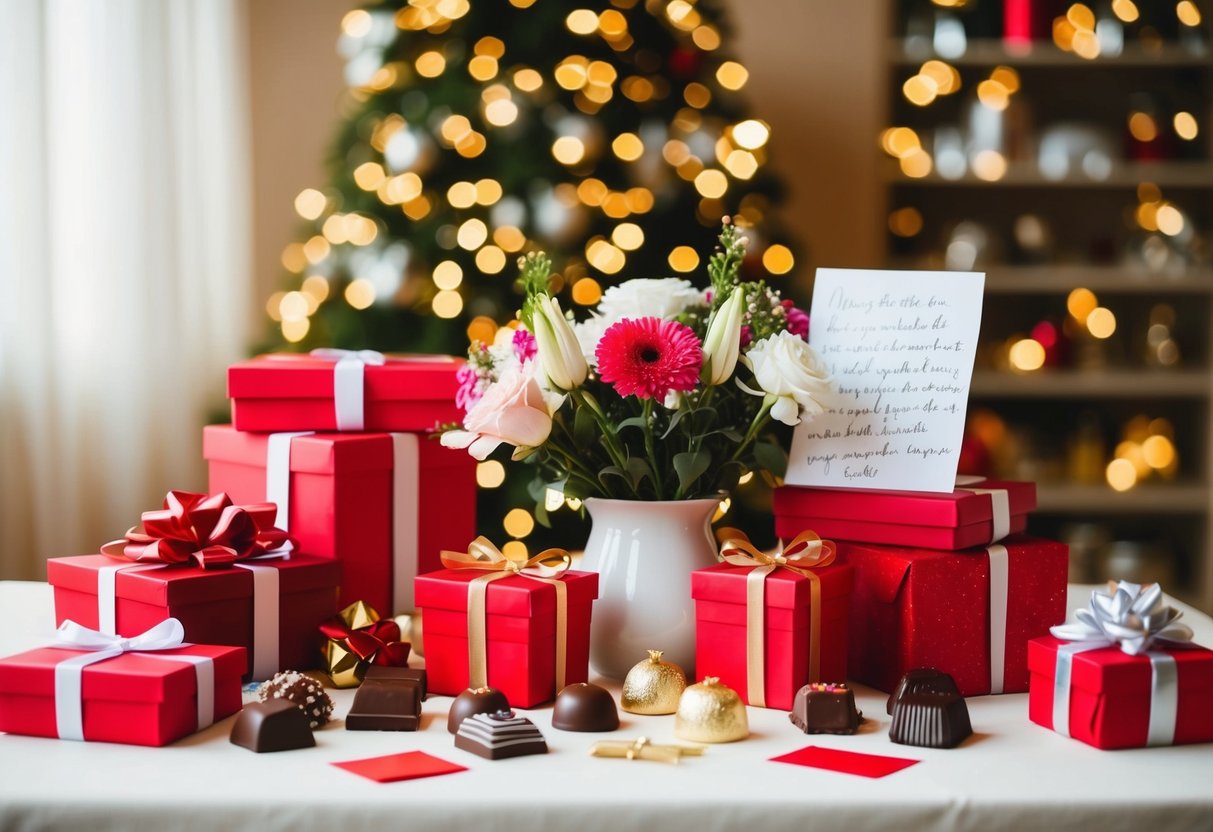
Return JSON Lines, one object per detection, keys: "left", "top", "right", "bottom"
{"left": 440, "top": 537, "right": 573, "bottom": 693}
{"left": 716, "top": 527, "right": 837, "bottom": 708}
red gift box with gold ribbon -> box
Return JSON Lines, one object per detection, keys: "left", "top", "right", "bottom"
{"left": 691, "top": 529, "right": 853, "bottom": 710}
{"left": 415, "top": 539, "right": 598, "bottom": 707}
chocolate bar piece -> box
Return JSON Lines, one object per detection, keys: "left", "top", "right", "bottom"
{"left": 230, "top": 700, "right": 315, "bottom": 753}
{"left": 788, "top": 683, "right": 861, "bottom": 735}
{"left": 886, "top": 668, "right": 961, "bottom": 715}
{"left": 454, "top": 711, "right": 548, "bottom": 760}
{"left": 552, "top": 683, "right": 620, "bottom": 733}
{"left": 889, "top": 691, "right": 972, "bottom": 749}
{"left": 364, "top": 665, "right": 428, "bottom": 700}
{"left": 346, "top": 679, "right": 422, "bottom": 731}
{"left": 447, "top": 687, "right": 510, "bottom": 734}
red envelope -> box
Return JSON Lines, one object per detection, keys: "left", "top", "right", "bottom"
{"left": 331, "top": 750, "right": 468, "bottom": 783}
{"left": 770, "top": 745, "right": 920, "bottom": 778}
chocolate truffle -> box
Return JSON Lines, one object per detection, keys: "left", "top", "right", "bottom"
{"left": 788, "top": 683, "right": 862, "bottom": 735}
{"left": 230, "top": 700, "right": 315, "bottom": 753}
{"left": 455, "top": 711, "right": 548, "bottom": 760}
{"left": 889, "top": 691, "right": 972, "bottom": 749}
{"left": 257, "top": 670, "right": 334, "bottom": 728}
{"left": 552, "top": 683, "right": 620, "bottom": 732}
{"left": 447, "top": 686, "right": 511, "bottom": 734}
{"left": 886, "top": 668, "right": 961, "bottom": 714}
{"left": 364, "top": 665, "right": 428, "bottom": 700}
{"left": 346, "top": 679, "right": 422, "bottom": 731}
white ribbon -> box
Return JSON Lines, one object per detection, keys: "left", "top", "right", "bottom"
{"left": 51, "top": 619, "right": 215, "bottom": 741}
{"left": 391, "top": 433, "right": 421, "bottom": 614}
{"left": 94, "top": 562, "right": 183, "bottom": 635}
{"left": 234, "top": 562, "right": 281, "bottom": 681}
{"left": 265, "top": 431, "right": 313, "bottom": 535}
{"left": 309, "top": 348, "right": 385, "bottom": 431}
{"left": 955, "top": 475, "right": 1011, "bottom": 544}
{"left": 986, "top": 543, "right": 1009, "bottom": 694}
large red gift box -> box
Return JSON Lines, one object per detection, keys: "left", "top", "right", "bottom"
{"left": 840, "top": 535, "right": 1067, "bottom": 695}
{"left": 0, "top": 643, "right": 245, "bottom": 746}
{"left": 227, "top": 353, "right": 463, "bottom": 433}
{"left": 415, "top": 568, "right": 598, "bottom": 707}
{"left": 1028, "top": 636, "right": 1213, "bottom": 749}
{"left": 774, "top": 479, "right": 1035, "bottom": 551}
{"left": 204, "top": 425, "right": 475, "bottom": 614}
{"left": 692, "top": 561, "right": 853, "bottom": 710}
{"left": 48, "top": 554, "right": 339, "bottom": 680}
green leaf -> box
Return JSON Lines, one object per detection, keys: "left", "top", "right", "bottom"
{"left": 625, "top": 456, "right": 654, "bottom": 491}
{"left": 673, "top": 450, "right": 711, "bottom": 495}
{"left": 659, "top": 407, "right": 687, "bottom": 440}
{"left": 526, "top": 476, "right": 548, "bottom": 503}
{"left": 599, "top": 466, "right": 629, "bottom": 491}
{"left": 561, "top": 477, "right": 593, "bottom": 501}
{"left": 718, "top": 429, "right": 744, "bottom": 443}
{"left": 752, "top": 440, "right": 788, "bottom": 478}
{"left": 714, "top": 460, "right": 746, "bottom": 493}
{"left": 616, "top": 415, "right": 648, "bottom": 433}
{"left": 573, "top": 404, "right": 595, "bottom": 446}
{"left": 689, "top": 406, "right": 718, "bottom": 434}
{"left": 534, "top": 500, "right": 552, "bottom": 529}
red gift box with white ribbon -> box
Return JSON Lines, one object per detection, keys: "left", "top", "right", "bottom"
{"left": 840, "top": 535, "right": 1068, "bottom": 695}
{"left": 773, "top": 477, "right": 1035, "bottom": 551}
{"left": 227, "top": 351, "right": 463, "bottom": 433}
{"left": 204, "top": 425, "right": 475, "bottom": 615}
{"left": 0, "top": 620, "right": 245, "bottom": 747}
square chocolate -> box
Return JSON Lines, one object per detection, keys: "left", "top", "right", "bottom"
{"left": 788, "top": 683, "right": 862, "bottom": 735}
{"left": 364, "top": 665, "right": 428, "bottom": 700}
{"left": 346, "top": 679, "right": 422, "bottom": 731}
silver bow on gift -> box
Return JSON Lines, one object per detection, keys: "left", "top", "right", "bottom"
{"left": 1051, "top": 581, "right": 1193, "bottom": 656}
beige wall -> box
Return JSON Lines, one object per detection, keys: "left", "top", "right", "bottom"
{"left": 245, "top": 0, "right": 886, "bottom": 310}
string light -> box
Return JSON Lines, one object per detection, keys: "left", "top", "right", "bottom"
{"left": 345, "top": 278, "right": 376, "bottom": 309}
{"left": 432, "top": 260, "right": 463, "bottom": 289}
{"left": 475, "top": 245, "right": 507, "bottom": 274}
{"left": 611, "top": 223, "right": 644, "bottom": 250}
{"left": 513, "top": 68, "right": 543, "bottom": 92}
{"left": 294, "top": 188, "right": 327, "bottom": 220}
{"left": 503, "top": 507, "right": 535, "bottom": 538}
{"left": 432, "top": 289, "right": 463, "bottom": 318}
{"left": 668, "top": 246, "right": 699, "bottom": 272}
{"left": 476, "top": 460, "right": 506, "bottom": 488}
{"left": 762, "top": 245, "right": 794, "bottom": 274}
{"left": 715, "top": 61, "right": 748, "bottom": 90}
{"left": 612, "top": 133, "right": 644, "bottom": 161}
{"left": 1174, "top": 112, "right": 1199, "bottom": 141}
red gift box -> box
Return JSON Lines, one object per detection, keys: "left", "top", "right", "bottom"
{"left": 841, "top": 535, "right": 1067, "bottom": 695}
{"left": 204, "top": 425, "right": 476, "bottom": 615}
{"left": 48, "top": 554, "right": 339, "bottom": 680}
{"left": 228, "top": 353, "right": 463, "bottom": 433}
{"left": 774, "top": 479, "right": 1035, "bottom": 551}
{"left": 415, "top": 568, "right": 598, "bottom": 707}
{"left": 0, "top": 642, "right": 245, "bottom": 746}
{"left": 1028, "top": 636, "right": 1213, "bottom": 749}
{"left": 692, "top": 561, "right": 853, "bottom": 710}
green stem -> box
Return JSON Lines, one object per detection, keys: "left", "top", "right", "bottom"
{"left": 571, "top": 389, "right": 640, "bottom": 498}
{"left": 642, "top": 397, "right": 664, "bottom": 499}
{"left": 729, "top": 398, "right": 775, "bottom": 464}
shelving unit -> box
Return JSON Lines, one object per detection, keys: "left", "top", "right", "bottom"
{"left": 883, "top": 1, "right": 1213, "bottom": 611}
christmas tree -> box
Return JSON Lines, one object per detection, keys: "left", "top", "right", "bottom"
{"left": 266, "top": 0, "right": 800, "bottom": 547}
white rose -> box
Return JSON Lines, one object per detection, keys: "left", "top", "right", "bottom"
{"left": 741, "top": 331, "right": 832, "bottom": 426}
{"left": 573, "top": 314, "right": 611, "bottom": 367}
{"left": 596, "top": 278, "right": 704, "bottom": 322}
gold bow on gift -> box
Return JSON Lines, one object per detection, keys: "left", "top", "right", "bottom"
{"left": 716, "top": 527, "right": 837, "bottom": 708}
{"left": 440, "top": 537, "right": 572, "bottom": 692}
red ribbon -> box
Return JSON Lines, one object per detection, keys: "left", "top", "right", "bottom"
{"left": 100, "top": 490, "right": 292, "bottom": 570}
{"left": 319, "top": 612, "right": 411, "bottom": 667}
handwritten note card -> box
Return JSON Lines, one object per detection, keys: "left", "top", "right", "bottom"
{"left": 785, "top": 268, "right": 985, "bottom": 493}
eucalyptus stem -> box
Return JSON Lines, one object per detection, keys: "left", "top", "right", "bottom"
{"left": 642, "top": 396, "right": 664, "bottom": 499}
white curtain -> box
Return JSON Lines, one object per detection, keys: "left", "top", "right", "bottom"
{"left": 0, "top": 0, "right": 252, "bottom": 580}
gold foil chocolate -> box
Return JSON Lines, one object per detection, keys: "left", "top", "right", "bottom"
{"left": 621, "top": 650, "right": 687, "bottom": 715}
{"left": 589, "top": 737, "right": 705, "bottom": 764}
{"left": 674, "top": 677, "right": 748, "bottom": 743}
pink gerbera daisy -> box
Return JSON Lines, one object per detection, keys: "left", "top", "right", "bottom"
{"left": 595, "top": 317, "right": 703, "bottom": 400}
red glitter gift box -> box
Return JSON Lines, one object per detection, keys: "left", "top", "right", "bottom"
{"left": 773, "top": 479, "right": 1035, "bottom": 551}
{"left": 415, "top": 568, "right": 598, "bottom": 708}
{"left": 204, "top": 425, "right": 475, "bottom": 615}
{"left": 227, "top": 352, "right": 463, "bottom": 433}
{"left": 841, "top": 535, "right": 1067, "bottom": 695}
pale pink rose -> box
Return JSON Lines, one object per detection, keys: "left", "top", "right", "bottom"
{"left": 441, "top": 367, "right": 552, "bottom": 460}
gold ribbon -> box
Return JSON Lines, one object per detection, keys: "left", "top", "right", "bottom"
{"left": 440, "top": 537, "right": 573, "bottom": 692}
{"left": 716, "top": 527, "right": 837, "bottom": 708}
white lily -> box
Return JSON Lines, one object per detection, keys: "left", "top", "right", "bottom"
{"left": 701, "top": 286, "right": 743, "bottom": 385}
{"left": 532, "top": 294, "right": 588, "bottom": 391}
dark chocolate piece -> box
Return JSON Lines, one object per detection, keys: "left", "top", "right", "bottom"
{"left": 788, "top": 683, "right": 862, "bottom": 735}
{"left": 552, "top": 683, "right": 620, "bottom": 732}
{"left": 447, "top": 687, "right": 510, "bottom": 734}
{"left": 230, "top": 700, "right": 315, "bottom": 753}
{"left": 886, "top": 668, "right": 961, "bottom": 714}
{"left": 364, "top": 665, "right": 428, "bottom": 700}
{"left": 346, "top": 679, "right": 422, "bottom": 731}
{"left": 257, "top": 670, "right": 334, "bottom": 727}
{"left": 454, "top": 710, "right": 548, "bottom": 759}
{"left": 889, "top": 691, "right": 972, "bottom": 749}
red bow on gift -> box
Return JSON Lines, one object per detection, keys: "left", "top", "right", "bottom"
{"left": 100, "top": 490, "right": 292, "bottom": 569}
{"left": 319, "top": 601, "right": 412, "bottom": 668}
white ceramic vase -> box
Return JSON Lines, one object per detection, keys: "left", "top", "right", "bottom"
{"left": 580, "top": 496, "right": 720, "bottom": 680}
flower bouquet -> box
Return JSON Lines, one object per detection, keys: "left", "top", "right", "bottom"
{"left": 442, "top": 220, "right": 830, "bottom": 508}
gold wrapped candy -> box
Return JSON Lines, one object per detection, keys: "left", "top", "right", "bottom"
{"left": 674, "top": 677, "right": 749, "bottom": 743}
{"left": 589, "top": 737, "right": 705, "bottom": 765}
{"left": 621, "top": 650, "right": 687, "bottom": 715}
{"left": 319, "top": 600, "right": 411, "bottom": 688}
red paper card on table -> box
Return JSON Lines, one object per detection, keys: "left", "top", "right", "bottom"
{"left": 332, "top": 750, "right": 468, "bottom": 783}
{"left": 415, "top": 568, "right": 598, "bottom": 707}
{"left": 841, "top": 535, "right": 1067, "bottom": 695}
{"left": 228, "top": 353, "right": 464, "bottom": 433}
{"left": 204, "top": 425, "right": 476, "bottom": 615}
{"left": 1028, "top": 635, "right": 1213, "bottom": 750}
{"left": 774, "top": 480, "right": 1035, "bottom": 551}
{"left": 692, "top": 561, "right": 852, "bottom": 710}
{"left": 48, "top": 554, "right": 339, "bottom": 680}
{"left": 770, "top": 746, "right": 920, "bottom": 779}
{"left": 0, "top": 643, "right": 245, "bottom": 746}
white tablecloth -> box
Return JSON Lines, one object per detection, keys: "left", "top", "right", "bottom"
{"left": 1, "top": 580, "right": 1210, "bottom": 832}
